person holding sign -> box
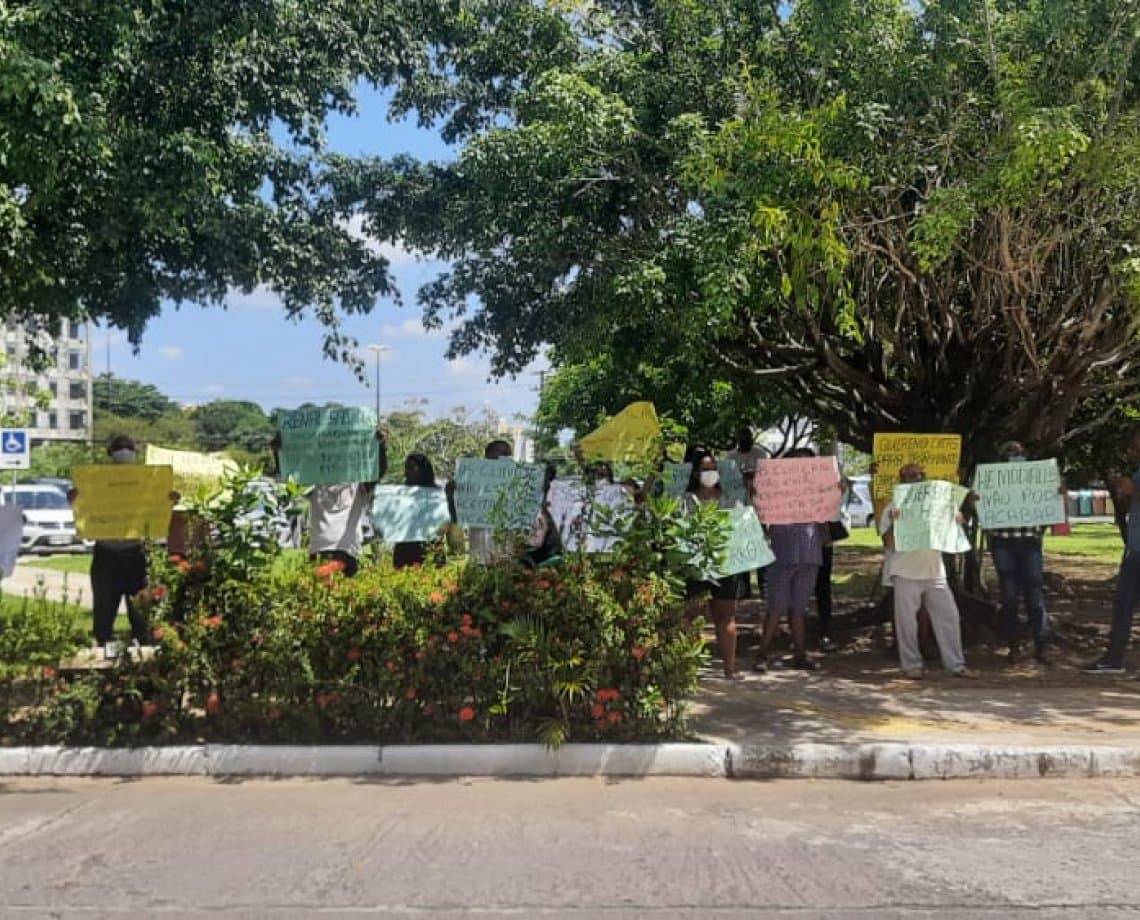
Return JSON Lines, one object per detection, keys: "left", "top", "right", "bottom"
{"left": 1086, "top": 428, "right": 1140, "bottom": 674}
{"left": 975, "top": 442, "right": 1057, "bottom": 664}
{"left": 69, "top": 435, "right": 177, "bottom": 647}
{"left": 880, "top": 464, "right": 972, "bottom": 679}
{"left": 683, "top": 449, "right": 745, "bottom": 680}
{"left": 752, "top": 448, "right": 832, "bottom": 673}
{"left": 391, "top": 453, "right": 444, "bottom": 570}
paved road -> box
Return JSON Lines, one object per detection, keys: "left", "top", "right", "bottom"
{"left": 2, "top": 777, "right": 1139, "bottom": 918}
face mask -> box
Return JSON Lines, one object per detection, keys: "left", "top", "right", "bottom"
{"left": 699, "top": 470, "right": 720, "bottom": 488}
{"left": 110, "top": 449, "right": 136, "bottom": 464}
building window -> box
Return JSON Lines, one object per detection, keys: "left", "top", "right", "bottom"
{"left": 69, "top": 382, "right": 85, "bottom": 400}
{"left": 48, "top": 411, "right": 58, "bottom": 430}
{"left": 68, "top": 321, "right": 82, "bottom": 340}
{"left": 69, "top": 411, "right": 86, "bottom": 430}
{"left": 68, "top": 351, "right": 83, "bottom": 371}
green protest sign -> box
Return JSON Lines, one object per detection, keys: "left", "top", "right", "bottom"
{"left": 718, "top": 459, "right": 746, "bottom": 504}
{"left": 662, "top": 463, "right": 691, "bottom": 498}
{"left": 454, "top": 458, "right": 545, "bottom": 529}
{"left": 717, "top": 506, "right": 775, "bottom": 576}
{"left": 891, "top": 480, "right": 971, "bottom": 553}
{"left": 973, "top": 459, "right": 1065, "bottom": 529}
{"left": 370, "top": 485, "right": 451, "bottom": 544}
{"left": 277, "top": 406, "right": 380, "bottom": 486}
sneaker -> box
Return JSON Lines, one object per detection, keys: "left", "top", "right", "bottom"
{"left": 819, "top": 636, "right": 837, "bottom": 654}
{"left": 791, "top": 656, "right": 819, "bottom": 671}
{"left": 901, "top": 668, "right": 924, "bottom": 680}
{"left": 949, "top": 667, "right": 978, "bottom": 679}
{"left": 1084, "top": 657, "right": 1125, "bottom": 674}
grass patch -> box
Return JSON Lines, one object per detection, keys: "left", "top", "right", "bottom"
{"left": 22, "top": 553, "right": 92, "bottom": 575}
{"left": 1045, "top": 523, "right": 1122, "bottom": 562}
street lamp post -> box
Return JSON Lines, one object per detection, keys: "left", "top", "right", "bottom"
{"left": 366, "top": 344, "right": 390, "bottom": 421}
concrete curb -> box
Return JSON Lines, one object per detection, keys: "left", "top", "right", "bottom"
{"left": 728, "top": 742, "right": 1140, "bottom": 780}
{"left": 0, "top": 743, "right": 730, "bottom": 778}
{"left": 4, "top": 741, "right": 1140, "bottom": 779}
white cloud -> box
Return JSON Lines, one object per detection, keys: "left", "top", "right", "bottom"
{"left": 227, "top": 285, "right": 282, "bottom": 312}
{"left": 380, "top": 317, "right": 445, "bottom": 339}
{"left": 343, "top": 214, "right": 438, "bottom": 266}
{"left": 158, "top": 345, "right": 183, "bottom": 361}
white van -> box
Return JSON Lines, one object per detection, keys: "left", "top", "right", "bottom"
{"left": 0, "top": 484, "right": 84, "bottom": 553}
{"left": 844, "top": 475, "right": 876, "bottom": 528}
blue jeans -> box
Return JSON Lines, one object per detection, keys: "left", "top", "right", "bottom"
{"left": 990, "top": 537, "right": 1047, "bottom": 646}
{"left": 1106, "top": 551, "right": 1140, "bottom": 662}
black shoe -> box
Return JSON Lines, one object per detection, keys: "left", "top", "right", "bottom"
{"left": 819, "top": 636, "right": 837, "bottom": 654}
{"left": 791, "top": 656, "right": 819, "bottom": 671}
{"left": 1084, "top": 657, "right": 1125, "bottom": 674}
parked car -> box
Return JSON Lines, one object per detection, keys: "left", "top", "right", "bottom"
{"left": 845, "top": 475, "right": 876, "bottom": 527}
{"left": 0, "top": 484, "right": 85, "bottom": 554}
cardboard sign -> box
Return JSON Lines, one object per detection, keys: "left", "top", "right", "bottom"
{"left": 454, "top": 458, "right": 545, "bottom": 529}
{"left": 973, "top": 459, "right": 1065, "bottom": 529}
{"left": 370, "top": 485, "right": 451, "bottom": 544}
{"left": 872, "top": 433, "right": 961, "bottom": 502}
{"left": 277, "top": 406, "right": 380, "bottom": 486}
{"left": 547, "top": 479, "right": 632, "bottom": 553}
{"left": 891, "top": 480, "right": 971, "bottom": 553}
{"left": 72, "top": 465, "right": 175, "bottom": 540}
{"left": 753, "top": 457, "right": 842, "bottom": 524}
{"left": 718, "top": 459, "right": 746, "bottom": 504}
{"left": 717, "top": 506, "right": 775, "bottom": 576}
{"left": 578, "top": 402, "right": 661, "bottom": 465}
{"left": 661, "top": 463, "right": 691, "bottom": 498}
{"left": 145, "top": 444, "right": 238, "bottom": 495}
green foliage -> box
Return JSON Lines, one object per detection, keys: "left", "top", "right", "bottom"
{"left": 93, "top": 373, "right": 178, "bottom": 422}
{"left": 192, "top": 400, "right": 274, "bottom": 454}
{"left": 0, "top": 588, "right": 82, "bottom": 714}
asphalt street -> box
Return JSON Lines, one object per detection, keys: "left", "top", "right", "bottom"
{"left": 3, "top": 777, "right": 1140, "bottom": 918}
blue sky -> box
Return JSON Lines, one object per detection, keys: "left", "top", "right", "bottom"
{"left": 101, "top": 86, "right": 543, "bottom": 424}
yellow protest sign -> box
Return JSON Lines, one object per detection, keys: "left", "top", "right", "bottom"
{"left": 871, "top": 433, "right": 962, "bottom": 502}
{"left": 578, "top": 402, "right": 662, "bottom": 465}
{"left": 145, "top": 444, "right": 238, "bottom": 495}
{"left": 72, "top": 465, "right": 175, "bottom": 540}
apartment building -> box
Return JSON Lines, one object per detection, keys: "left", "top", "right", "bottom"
{"left": 1, "top": 318, "right": 93, "bottom": 444}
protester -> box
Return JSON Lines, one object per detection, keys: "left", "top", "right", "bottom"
{"left": 69, "top": 435, "right": 172, "bottom": 647}
{"left": 983, "top": 441, "right": 1051, "bottom": 664}
{"left": 879, "top": 463, "right": 973, "bottom": 679}
{"left": 522, "top": 463, "right": 563, "bottom": 568}
{"left": 816, "top": 473, "right": 853, "bottom": 653}
{"left": 724, "top": 426, "right": 769, "bottom": 485}
{"left": 753, "top": 447, "right": 827, "bottom": 672}
{"left": 274, "top": 427, "right": 388, "bottom": 578}
{"left": 683, "top": 448, "right": 745, "bottom": 679}
{"left": 392, "top": 452, "right": 442, "bottom": 569}
{"left": 460, "top": 439, "right": 516, "bottom": 564}
{"left": 1085, "top": 427, "right": 1140, "bottom": 673}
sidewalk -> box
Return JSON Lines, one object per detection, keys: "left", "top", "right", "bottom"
{"left": 2, "top": 561, "right": 87, "bottom": 606}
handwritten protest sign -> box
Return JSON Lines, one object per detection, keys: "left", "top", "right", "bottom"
{"left": 277, "top": 406, "right": 380, "bottom": 486}
{"left": 717, "top": 506, "right": 775, "bottom": 577}
{"left": 973, "top": 459, "right": 1065, "bottom": 529}
{"left": 891, "top": 480, "right": 971, "bottom": 553}
{"left": 872, "top": 433, "right": 961, "bottom": 502}
{"left": 547, "top": 479, "right": 632, "bottom": 552}
{"left": 370, "top": 485, "right": 451, "bottom": 544}
{"left": 145, "top": 444, "right": 237, "bottom": 496}
{"left": 718, "top": 459, "right": 746, "bottom": 504}
{"left": 72, "top": 465, "right": 174, "bottom": 540}
{"left": 753, "top": 457, "right": 842, "bottom": 524}
{"left": 661, "top": 463, "right": 691, "bottom": 498}
{"left": 454, "top": 458, "right": 545, "bottom": 529}
{"left": 578, "top": 402, "right": 661, "bottom": 465}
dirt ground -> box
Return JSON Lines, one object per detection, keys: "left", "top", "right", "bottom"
{"left": 721, "top": 550, "right": 1127, "bottom": 689}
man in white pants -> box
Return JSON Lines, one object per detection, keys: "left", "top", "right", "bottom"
{"left": 880, "top": 463, "right": 973, "bottom": 679}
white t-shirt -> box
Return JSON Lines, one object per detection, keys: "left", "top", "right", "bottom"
{"left": 309, "top": 483, "right": 373, "bottom": 558}
{"left": 878, "top": 505, "right": 947, "bottom": 583}
{"left": 724, "top": 445, "right": 769, "bottom": 476}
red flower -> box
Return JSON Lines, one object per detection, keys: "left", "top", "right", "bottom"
{"left": 174, "top": 559, "right": 191, "bottom": 574}
{"left": 461, "top": 613, "right": 473, "bottom": 627}
{"left": 202, "top": 615, "right": 222, "bottom": 629}
{"left": 611, "top": 568, "right": 627, "bottom": 581}
{"left": 42, "top": 665, "right": 56, "bottom": 679}
{"left": 429, "top": 591, "right": 445, "bottom": 605}
{"left": 458, "top": 706, "right": 476, "bottom": 722}
{"left": 607, "top": 711, "right": 623, "bottom": 725}
{"left": 190, "top": 560, "right": 208, "bottom": 575}
{"left": 414, "top": 650, "right": 427, "bottom": 661}
{"left": 151, "top": 584, "right": 168, "bottom": 601}
{"left": 141, "top": 701, "right": 159, "bottom": 720}
{"left": 404, "top": 687, "right": 417, "bottom": 700}
{"left": 205, "top": 691, "right": 221, "bottom": 716}
{"left": 386, "top": 661, "right": 399, "bottom": 672}
{"left": 596, "top": 688, "right": 621, "bottom": 703}
{"left": 151, "top": 627, "right": 165, "bottom": 643}
{"left": 631, "top": 646, "right": 648, "bottom": 661}
{"left": 347, "top": 647, "right": 362, "bottom": 662}
{"left": 535, "top": 578, "right": 552, "bottom": 590}
{"left": 591, "top": 703, "right": 606, "bottom": 719}
{"left": 447, "top": 631, "right": 460, "bottom": 643}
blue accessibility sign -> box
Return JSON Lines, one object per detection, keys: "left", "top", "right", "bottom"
{"left": 0, "top": 428, "right": 29, "bottom": 469}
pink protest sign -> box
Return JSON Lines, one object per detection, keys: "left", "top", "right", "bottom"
{"left": 753, "top": 457, "right": 842, "bottom": 524}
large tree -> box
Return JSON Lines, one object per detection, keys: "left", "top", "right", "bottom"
{"left": 0, "top": 0, "right": 425, "bottom": 363}
{"left": 366, "top": 0, "right": 1140, "bottom": 467}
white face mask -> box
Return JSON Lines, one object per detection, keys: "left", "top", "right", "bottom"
{"left": 699, "top": 470, "right": 720, "bottom": 488}
{"left": 110, "top": 449, "right": 136, "bottom": 464}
